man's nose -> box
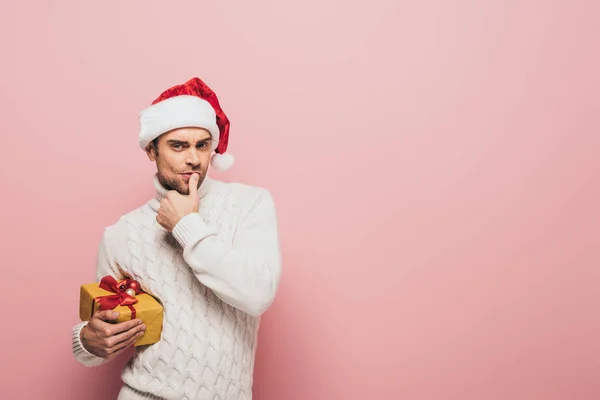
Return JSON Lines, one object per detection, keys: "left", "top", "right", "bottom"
{"left": 186, "top": 149, "right": 200, "bottom": 165}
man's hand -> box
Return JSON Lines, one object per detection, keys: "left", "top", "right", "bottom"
{"left": 157, "top": 173, "right": 200, "bottom": 231}
{"left": 80, "top": 310, "right": 146, "bottom": 359}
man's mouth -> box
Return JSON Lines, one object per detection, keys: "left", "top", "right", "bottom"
{"left": 179, "top": 172, "right": 200, "bottom": 180}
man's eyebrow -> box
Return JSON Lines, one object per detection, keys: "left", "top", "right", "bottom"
{"left": 166, "top": 137, "right": 212, "bottom": 144}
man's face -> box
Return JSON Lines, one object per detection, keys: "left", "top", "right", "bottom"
{"left": 146, "top": 127, "right": 213, "bottom": 195}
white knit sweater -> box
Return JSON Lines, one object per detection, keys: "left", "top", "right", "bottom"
{"left": 72, "top": 174, "right": 282, "bottom": 400}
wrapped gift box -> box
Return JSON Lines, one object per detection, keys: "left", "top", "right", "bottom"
{"left": 79, "top": 276, "right": 163, "bottom": 346}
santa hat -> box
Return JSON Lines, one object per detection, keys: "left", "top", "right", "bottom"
{"left": 138, "top": 77, "right": 234, "bottom": 171}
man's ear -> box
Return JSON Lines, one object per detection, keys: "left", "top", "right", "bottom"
{"left": 146, "top": 142, "right": 157, "bottom": 161}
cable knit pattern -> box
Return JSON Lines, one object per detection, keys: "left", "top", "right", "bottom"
{"left": 72, "top": 174, "right": 282, "bottom": 400}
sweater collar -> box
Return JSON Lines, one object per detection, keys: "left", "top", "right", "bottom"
{"left": 150, "top": 173, "right": 213, "bottom": 211}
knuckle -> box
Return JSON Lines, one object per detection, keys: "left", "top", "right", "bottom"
{"left": 102, "top": 328, "right": 112, "bottom": 337}
{"left": 95, "top": 311, "right": 109, "bottom": 321}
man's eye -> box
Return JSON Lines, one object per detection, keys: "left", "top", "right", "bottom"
{"left": 198, "top": 142, "right": 208, "bottom": 148}
{"left": 172, "top": 144, "right": 182, "bottom": 149}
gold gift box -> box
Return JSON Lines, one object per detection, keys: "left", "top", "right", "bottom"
{"left": 79, "top": 280, "right": 163, "bottom": 347}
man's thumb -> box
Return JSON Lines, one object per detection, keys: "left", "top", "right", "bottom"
{"left": 96, "top": 309, "right": 119, "bottom": 321}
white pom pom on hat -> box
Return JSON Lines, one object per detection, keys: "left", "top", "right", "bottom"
{"left": 210, "top": 152, "right": 235, "bottom": 170}
{"left": 138, "top": 77, "right": 234, "bottom": 171}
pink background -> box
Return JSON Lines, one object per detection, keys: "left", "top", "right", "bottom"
{"left": 1, "top": 1, "right": 599, "bottom": 399}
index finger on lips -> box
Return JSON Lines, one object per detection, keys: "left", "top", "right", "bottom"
{"left": 189, "top": 173, "right": 199, "bottom": 195}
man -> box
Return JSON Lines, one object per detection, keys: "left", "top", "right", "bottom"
{"left": 71, "top": 77, "right": 282, "bottom": 400}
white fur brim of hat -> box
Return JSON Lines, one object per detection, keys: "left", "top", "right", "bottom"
{"left": 138, "top": 95, "right": 220, "bottom": 150}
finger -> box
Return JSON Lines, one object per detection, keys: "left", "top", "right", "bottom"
{"left": 188, "top": 173, "right": 199, "bottom": 196}
{"left": 159, "top": 199, "right": 173, "bottom": 213}
{"left": 94, "top": 310, "right": 120, "bottom": 322}
{"left": 91, "top": 315, "right": 142, "bottom": 336}
{"left": 107, "top": 318, "right": 144, "bottom": 336}
{"left": 109, "top": 330, "right": 145, "bottom": 357}
{"left": 106, "top": 322, "right": 146, "bottom": 348}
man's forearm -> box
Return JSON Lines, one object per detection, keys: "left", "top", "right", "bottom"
{"left": 172, "top": 192, "right": 282, "bottom": 316}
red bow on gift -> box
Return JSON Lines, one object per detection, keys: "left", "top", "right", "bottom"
{"left": 94, "top": 276, "right": 143, "bottom": 319}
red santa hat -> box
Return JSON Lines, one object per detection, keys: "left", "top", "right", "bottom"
{"left": 138, "top": 77, "right": 234, "bottom": 171}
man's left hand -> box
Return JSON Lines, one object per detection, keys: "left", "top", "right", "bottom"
{"left": 157, "top": 173, "right": 200, "bottom": 231}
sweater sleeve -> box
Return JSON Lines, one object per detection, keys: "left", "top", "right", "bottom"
{"left": 72, "top": 231, "right": 126, "bottom": 367}
{"left": 171, "top": 189, "right": 282, "bottom": 316}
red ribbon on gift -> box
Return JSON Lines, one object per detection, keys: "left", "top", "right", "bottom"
{"left": 94, "top": 276, "right": 141, "bottom": 319}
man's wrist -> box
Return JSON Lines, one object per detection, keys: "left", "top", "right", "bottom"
{"left": 79, "top": 324, "right": 86, "bottom": 342}
{"left": 74, "top": 321, "right": 99, "bottom": 359}
{"left": 172, "top": 213, "right": 216, "bottom": 248}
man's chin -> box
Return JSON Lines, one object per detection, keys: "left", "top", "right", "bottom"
{"left": 157, "top": 172, "right": 203, "bottom": 195}
{"left": 157, "top": 175, "right": 182, "bottom": 194}
{"left": 171, "top": 183, "right": 189, "bottom": 195}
